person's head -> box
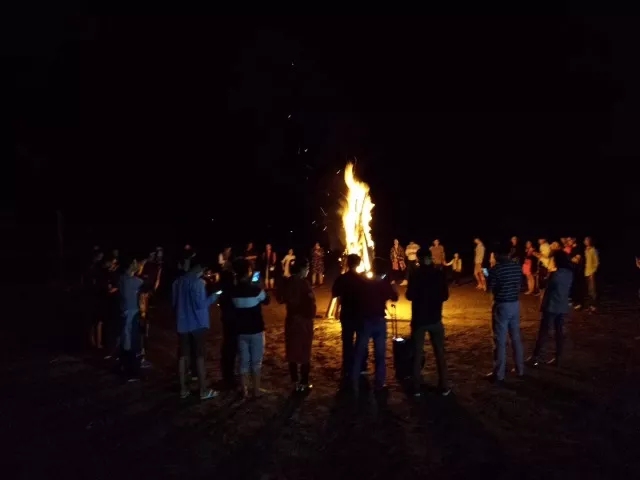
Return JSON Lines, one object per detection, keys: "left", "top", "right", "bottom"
{"left": 346, "top": 254, "right": 361, "bottom": 272}
{"left": 525, "top": 240, "right": 533, "bottom": 249}
{"left": 266, "top": 243, "right": 272, "bottom": 251}
{"left": 112, "top": 249, "right": 119, "bottom": 258}
{"left": 569, "top": 237, "right": 577, "bottom": 246}
{"left": 290, "top": 258, "right": 310, "bottom": 278}
{"left": 288, "top": 248, "right": 294, "bottom": 256}
{"left": 417, "top": 248, "right": 433, "bottom": 266}
{"left": 184, "top": 244, "right": 191, "bottom": 251}
{"left": 493, "top": 241, "right": 511, "bottom": 261}
{"left": 314, "top": 242, "right": 321, "bottom": 249}
{"left": 224, "top": 246, "right": 231, "bottom": 255}
{"left": 393, "top": 238, "right": 399, "bottom": 247}
{"left": 247, "top": 242, "right": 253, "bottom": 251}
{"left": 433, "top": 239, "right": 440, "bottom": 247}
{"left": 155, "top": 247, "right": 163, "bottom": 259}
{"left": 93, "top": 251, "right": 104, "bottom": 264}
{"left": 550, "top": 241, "right": 561, "bottom": 251}
{"left": 474, "top": 238, "right": 482, "bottom": 245}
{"left": 538, "top": 238, "right": 547, "bottom": 245}
{"left": 560, "top": 237, "right": 567, "bottom": 246}
{"left": 122, "top": 255, "right": 144, "bottom": 275}
{"left": 233, "top": 259, "right": 252, "bottom": 282}
{"left": 584, "top": 236, "right": 593, "bottom": 247}
{"left": 511, "top": 236, "right": 518, "bottom": 245}
{"left": 189, "top": 260, "right": 206, "bottom": 278}
{"left": 453, "top": 252, "right": 459, "bottom": 259}
{"left": 148, "top": 251, "right": 157, "bottom": 262}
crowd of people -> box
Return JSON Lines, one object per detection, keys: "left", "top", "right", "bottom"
{"left": 79, "top": 233, "right": 600, "bottom": 401}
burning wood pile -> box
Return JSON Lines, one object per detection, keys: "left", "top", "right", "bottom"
{"left": 341, "top": 162, "right": 375, "bottom": 277}
{"left": 326, "top": 162, "right": 376, "bottom": 319}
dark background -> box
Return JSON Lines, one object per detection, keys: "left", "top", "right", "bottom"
{"left": 5, "top": 15, "right": 640, "bottom": 279}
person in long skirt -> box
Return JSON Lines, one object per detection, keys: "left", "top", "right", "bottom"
{"left": 280, "top": 259, "right": 316, "bottom": 392}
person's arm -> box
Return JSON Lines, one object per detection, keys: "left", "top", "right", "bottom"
{"left": 218, "top": 253, "right": 224, "bottom": 266}
{"left": 445, "top": 260, "right": 453, "bottom": 266}
{"left": 154, "top": 267, "right": 162, "bottom": 291}
{"left": 257, "top": 289, "right": 270, "bottom": 306}
{"left": 191, "top": 280, "right": 219, "bottom": 310}
{"left": 593, "top": 249, "right": 600, "bottom": 273}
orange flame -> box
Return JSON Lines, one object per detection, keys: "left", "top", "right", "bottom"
{"left": 341, "top": 162, "right": 375, "bottom": 275}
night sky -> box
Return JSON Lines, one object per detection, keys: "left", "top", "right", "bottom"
{"left": 6, "top": 16, "right": 640, "bottom": 272}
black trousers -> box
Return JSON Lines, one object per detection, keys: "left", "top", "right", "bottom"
{"left": 221, "top": 323, "right": 238, "bottom": 386}
{"left": 533, "top": 312, "right": 565, "bottom": 360}
{"left": 289, "top": 362, "right": 310, "bottom": 384}
{"left": 341, "top": 320, "right": 367, "bottom": 380}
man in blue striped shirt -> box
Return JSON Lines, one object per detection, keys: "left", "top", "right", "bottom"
{"left": 487, "top": 243, "right": 525, "bottom": 383}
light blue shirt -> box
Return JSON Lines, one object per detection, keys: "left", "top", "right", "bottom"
{"left": 172, "top": 272, "right": 219, "bottom": 333}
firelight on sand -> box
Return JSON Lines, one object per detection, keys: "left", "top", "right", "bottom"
{"left": 341, "top": 162, "right": 375, "bottom": 275}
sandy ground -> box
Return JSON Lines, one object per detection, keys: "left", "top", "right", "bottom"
{"left": 2, "top": 282, "right": 640, "bottom": 479}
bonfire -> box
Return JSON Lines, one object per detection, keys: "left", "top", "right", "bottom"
{"left": 341, "top": 162, "right": 375, "bottom": 276}
{"left": 326, "top": 162, "right": 375, "bottom": 318}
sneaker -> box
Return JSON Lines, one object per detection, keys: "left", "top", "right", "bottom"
{"left": 573, "top": 305, "right": 582, "bottom": 311}
{"left": 127, "top": 377, "right": 140, "bottom": 383}
{"left": 140, "top": 359, "right": 152, "bottom": 369}
{"left": 440, "top": 388, "right": 452, "bottom": 397}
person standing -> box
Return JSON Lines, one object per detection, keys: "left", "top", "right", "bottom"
{"left": 406, "top": 249, "right": 451, "bottom": 396}
{"left": 281, "top": 248, "right": 296, "bottom": 278}
{"left": 486, "top": 243, "right": 525, "bottom": 384}
{"left": 218, "top": 246, "right": 233, "bottom": 271}
{"left": 331, "top": 254, "right": 367, "bottom": 387}
{"left": 244, "top": 242, "right": 258, "bottom": 271}
{"left": 445, "top": 253, "right": 463, "bottom": 286}
{"left": 230, "top": 259, "right": 271, "bottom": 398}
{"left": 352, "top": 259, "right": 398, "bottom": 395}
{"left": 262, "top": 244, "right": 277, "bottom": 290}
{"left": 404, "top": 241, "right": 420, "bottom": 285}
{"left": 118, "top": 256, "right": 146, "bottom": 382}
{"left": 389, "top": 239, "right": 406, "bottom": 283}
{"left": 172, "top": 260, "right": 220, "bottom": 400}
{"left": 310, "top": 242, "right": 325, "bottom": 286}
{"left": 528, "top": 251, "right": 573, "bottom": 367}
{"left": 473, "top": 238, "right": 486, "bottom": 291}
{"left": 280, "top": 259, "right": 317, "bottom": 393}
{"left": 430, "top": 239, "right": 445, "bottom": 269}
{"left": 583, "top": 237, "right": 599, "bottom": 313}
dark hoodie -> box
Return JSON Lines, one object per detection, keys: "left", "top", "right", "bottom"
{"left": 406, "top": 263, "right": 449, "bottom": 327}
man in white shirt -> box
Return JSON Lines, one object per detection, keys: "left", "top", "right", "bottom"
{"left": 403, "top": 241, "right": 420, "bottom": 285}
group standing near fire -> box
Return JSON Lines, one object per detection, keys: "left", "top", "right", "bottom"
{"left": 80, "top": 233, "right": 599, "bottom": 399}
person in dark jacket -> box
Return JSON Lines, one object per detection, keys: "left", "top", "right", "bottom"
{"left": 528, "top": 250, "right": 573, "bottom": 367}
{"left": 280, "top": 258, "right": 317, "bottom": 392}
{"left": 230, "top": 259, "right": 270, "bottom": 398}
{"left": 218, "top": 269, "right": 238, "bottom": 389}
{"left": 351, "top": 259, "right": 398, "bottom": 394}
{"left": 331, "top": 254, "right": 367, "bottom": 386}
{"left": 406, "top": 249, "right": 451, "bottom": 396}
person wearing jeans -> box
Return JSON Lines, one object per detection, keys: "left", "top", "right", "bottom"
{"left": 172, "top": 260, "right": 220, "bottom": 400}
{"left": 230, "top": 259, "right": 270, "bottom": 398}
{"left": 529, "top": 251, "right": 573, "bottom": 366}
{"left": 406, "top": 249, "right": 450, "bottom": 396}
{"left": 237, "top": 331, "right": 265, "bottom": 387}
{"left": 118, "top": 256, "right": 146, "bottom": 382}
{"left": 487, "top": 244, "right": 525, "bottom": 383}
{"left": 332, "top": 254, "right": 368, "bottom": 387}
{"left": 351, "top": 258, "right": 398, "bottom": 394}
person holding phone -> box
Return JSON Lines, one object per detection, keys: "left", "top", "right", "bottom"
{"left": 230, "top": 259, "right": 271, "bottom": 398}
